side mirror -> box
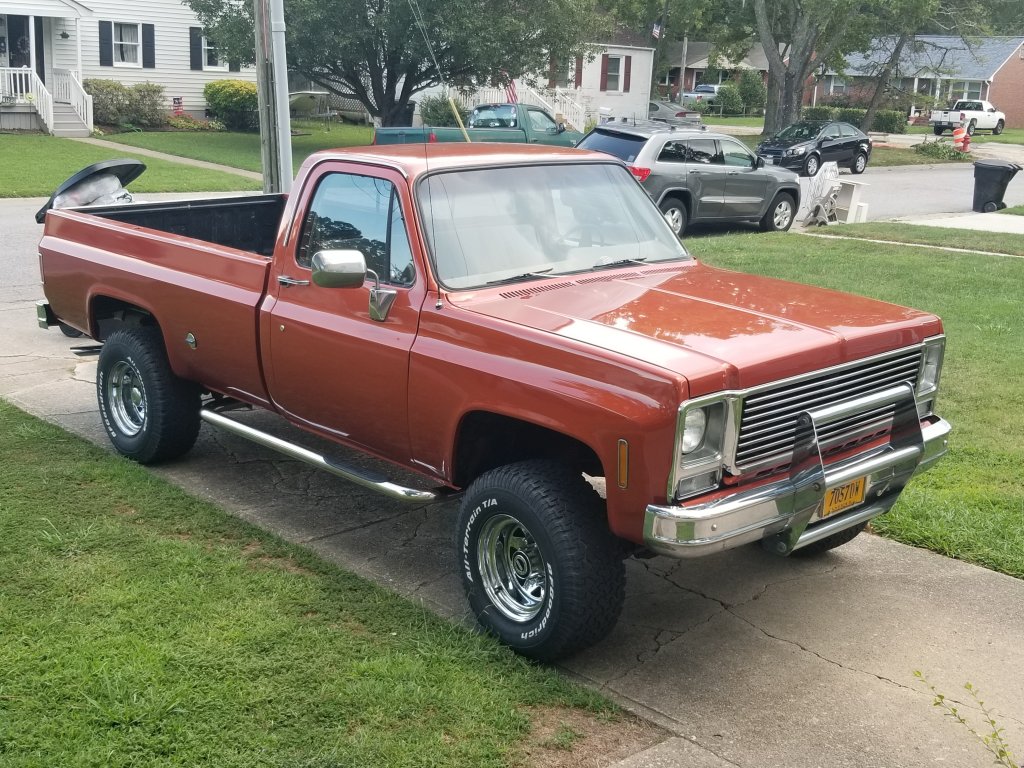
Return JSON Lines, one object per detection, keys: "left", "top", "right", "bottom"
{"left": 755, "top": 155, "right": 765, "bottom": 169}
{"left": 556, "top": 122, "right": 566, "bottom": 134}
{"left": 311, "top": 249, "right": 366, "bottom": 289}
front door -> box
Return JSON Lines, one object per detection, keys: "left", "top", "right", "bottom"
{"left": 719, "top": 137, "right": 769, "bottom": 218}
{"left": 261, "top": 163, "right": 427, "bottom": 463}
{"left": 3, "top": 16, "right": 45, "bottom": 84}
{"left": 683, "top": 137, "right": 728, "bottom": 220}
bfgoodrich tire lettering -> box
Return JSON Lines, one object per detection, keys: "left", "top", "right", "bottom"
{"left": 97, "top": 327, "right": 201, "bottom": 464}
{"left": 457, "top": 460, "right": 625, "bottom": 661}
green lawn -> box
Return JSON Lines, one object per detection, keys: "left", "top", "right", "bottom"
{"left": 0, "top": 400, "right": 660, "bottom": 766}
{"left": 687, "top": 231, "right": 1024, "bottom": 578}
{"left": 825, "top": 222, "right": 1024, "bottom": 256}
{"left": 701, "top": 115, "right": 765, "bottom": 129}
{"left": 908, "top": 124, "right": 1024, "bottom": 145}
{"left": 102, "top": 120, "right": 374, "bottom": 174}
{"left": 0, "top": 134, "right": 260, "bottom": 198}
{"left": 1001, "top": 204, "right": 1024, "bottom": 216}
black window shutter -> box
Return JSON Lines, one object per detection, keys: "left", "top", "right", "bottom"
{"left": 142, "top": 24, "right": 155, "bottom": 68}
{"left": 189, "top": 27, "right": 203, "bottom": 70}
{"left": 99, "top": 20, "right": 113, "bottom": 66}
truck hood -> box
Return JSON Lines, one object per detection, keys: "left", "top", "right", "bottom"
{"left": 449, "top": 262, "right": 941, "bottom": 396}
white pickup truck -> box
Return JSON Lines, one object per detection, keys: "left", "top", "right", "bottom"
{"left": 929, "top": 100, "right": 1006, "bottom": 136}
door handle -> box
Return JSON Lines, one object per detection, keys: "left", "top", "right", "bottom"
{"left": 278, "top": 275, "right": 310, "bottom": 286}
{"left": 728, "top": 171, "right": 740, "bottom": 175}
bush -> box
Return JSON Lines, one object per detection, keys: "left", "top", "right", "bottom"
{"left": 914, "top": 138, "right": 970, "bottom": 161}
{"left": 737, "top": 70, "right": 766, "bottom": 112}
{"left": 871, "top": 109, "right": 907, "bottom": 134}
{"left": 167, "top": 114, "right": 222, "bottom": 131}
{"left": 127, "top": 83, "right": 166, "bottom": 128}
{"left": 802, "top": 106, "right": 836, "bottom": 121}
{"left": 716, "top": 84, "right": 744, "bottom": 116}
{"left": 418, "top": 95, "right": 469, "bottom": 127}
{"left": 83, "top": 79, "right": 131, "bottom": 125}
{"left": 203, "top": 80, "right": 258, "bottom": 130}
{"left": 836, "top": 107, "right": 866, "bottom": 125}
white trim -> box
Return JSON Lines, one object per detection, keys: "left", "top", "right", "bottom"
{"left": 605, "top": 54, "right": 624, "bottom": 92}
{"left": 201, "top": 35, "right": 228, "bottom": 71}
{"left": 111, "top": 19, "right": 142, "bottom": 68}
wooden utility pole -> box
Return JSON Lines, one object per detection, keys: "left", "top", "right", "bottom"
{"left": 253, "top": 0, "right": 293, "bottom": 193}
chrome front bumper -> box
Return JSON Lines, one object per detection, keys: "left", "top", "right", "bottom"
{"left": 644, "top": 384, "right": 951, "bottom": 558}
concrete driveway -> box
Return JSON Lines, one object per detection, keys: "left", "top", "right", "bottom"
{"left": 3, "top": 196, "right": 1023, "bottom": 767}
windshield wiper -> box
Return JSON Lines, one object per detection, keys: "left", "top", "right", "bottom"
{"left": 485, "top": 268, "right": 555, "bottom": 286}
{"left": 591, "top": 258, "right": 647, "bottom": 271}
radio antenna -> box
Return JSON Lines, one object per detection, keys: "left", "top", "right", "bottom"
{"left": 407, "top": 0, "right": 470, "bottom": 141}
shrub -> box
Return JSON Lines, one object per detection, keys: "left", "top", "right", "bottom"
{"left": 83, "top": 79, "right": 131, "bottom": 126}
{"left": 914, "top": 138, "right": 971, "bottom": 161}
{"left": 418, "top": 95, "right": 468, "bottom": 127}
{"left": 167, "top": 113, "right": 222, "bottom": 131}
{"left": 716, "top": 84, "right": 744, "bottom": 116}
{"left": 836, "top": 107, "right": 866, "bottom": 125}
{"left": 203, "top": 80, "right": 259, "bottom": 130}
{"left": 737, "top": 70, "right": 766, "bottom": 112}
{"left": 871, "top": 109, "right": 907, "bottom": 134}
{"left": 127, "top": 83, "right": 166, "bottom": 128}
{"left": 802, "top": 106, "right": 836, "bottom": 121}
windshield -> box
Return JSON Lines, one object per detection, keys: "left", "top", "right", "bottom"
{"left": 694, "top": 84, "right": 716, "bottom": 93}
{"left": 417, "top": 163, "right": 690, "bottom": 290}
{"left": 775, "top": 122, "right": 823, "bottom": 140}
{"left": 468, "top": 104, "right": 518, "bottom": 128}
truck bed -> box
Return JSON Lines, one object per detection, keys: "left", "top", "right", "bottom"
{"left": 82, "top": 193, "right": 287, "bottom": 257}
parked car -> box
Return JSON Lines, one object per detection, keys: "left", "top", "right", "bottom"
{"left": 679, "top": 83, "right": 723, "bottom": 105}
{"left": 929, "top": 100, "right": 1005, "bottom": 136}
{"left": 373, "top": 102, "right": 582, "bottom": 146}
{"left": 756, "top": 120, "right": 872, "bottom": 177}
{"left": 647, "top": 100, "right": 702, "bottom": 127}
{"left": 576, "top": 123, "right": 801, "bottom": 236}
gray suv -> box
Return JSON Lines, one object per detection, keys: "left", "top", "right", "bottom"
{"left": 576, "top": 123, "right": 801, "bottom": 236}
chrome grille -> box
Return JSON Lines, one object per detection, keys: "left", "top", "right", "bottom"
{"left": 735, "top": 349, "right": 922, "bottom": 473}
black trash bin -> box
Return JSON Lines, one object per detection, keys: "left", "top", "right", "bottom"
{"left": 972, "top": 159, "right": 1022, "bottom": 213}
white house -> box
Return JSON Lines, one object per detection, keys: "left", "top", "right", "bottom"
{"left": 0, "top": 0, "right": 255, "bottom": 136}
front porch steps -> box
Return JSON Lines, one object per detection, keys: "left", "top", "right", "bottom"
{"left": 51, "top": 102, "right": 90, "bottom": 138}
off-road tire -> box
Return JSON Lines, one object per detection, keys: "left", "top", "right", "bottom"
{"left": 803, "top": 155, "right": 821, "bottom": 177}
{"left": 966, "top": 120, "right": 976, "bottom": 136}
{"left": 659, "top": 196, "right": 688, "bottom": 237}
{"left": 851, "top": 152, "right": 868, "bottom": 175}
{"left": 759, "top": 192, "right": 796, "bottom": 232}
{"left": 791, "top": 521, "right": 868, "bottom": 557}
{"left": 993, "top": 120, "right": 1004, "bottom": 136}
{"left": 457, "top": 460, "right": 625, "bottom": 661}
{"left": 97, "top": 327, "right": 201, "bottom": 464}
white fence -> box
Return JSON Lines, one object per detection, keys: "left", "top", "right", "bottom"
{"left": 52, "top": 69, "right": 94, "bottom": 130}
{"left": 0, "top": 67, "right": 52, "bottom": 132}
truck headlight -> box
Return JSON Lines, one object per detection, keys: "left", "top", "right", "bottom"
{"left": 671, "top": 399, "right": 730, "bottom": 500}
{"left": 916, "top": 336, "right": 945, "bottom": 416}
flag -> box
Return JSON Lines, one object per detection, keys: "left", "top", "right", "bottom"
{"left": 651, "top": 22, "right": 662, "bottom": 39}
{"left": 501, "top": 70, "right": 518, "bottom": 103}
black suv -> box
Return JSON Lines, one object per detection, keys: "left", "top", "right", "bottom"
{"left": 577, "top": 122, "right": 801, "bottom": 236}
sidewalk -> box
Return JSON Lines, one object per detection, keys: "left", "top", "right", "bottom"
{"left": 895, "top": 209, "right": 1024, "bottom": 233}
{"left": 70, "top": 136, "right": 263, "bottom": 182}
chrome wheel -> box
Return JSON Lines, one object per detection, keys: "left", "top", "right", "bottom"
{"left": 106, "top": 360, "right": 147, "bottom": 437}
{"left": 773, "top": 199, "right": 794, "bottom": 230}
{"left": 853, "top": 153, "right": 867, "bottom": 173}
{"left": 663, "top": 206, "right": 684, "bottom": 234}
{"left": 805, "top": 156, "right": 820, "bottom": 177}
{"left": 477, "top": 513, "right": 547, "bottom": 623}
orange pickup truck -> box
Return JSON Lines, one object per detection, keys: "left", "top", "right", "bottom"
{"left": 36, "top": 144, "right": 950, "bottom": 660}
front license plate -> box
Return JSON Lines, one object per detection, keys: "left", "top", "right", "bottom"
{"left": 822, "top": 477, "right": 867, "bottom": 518}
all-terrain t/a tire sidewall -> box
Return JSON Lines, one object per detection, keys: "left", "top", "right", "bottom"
{"left": 457, "top": 461, "right": 625, "bottom": 661}
{"left": 97, "top": 327, "right": 201, "bottom": 464}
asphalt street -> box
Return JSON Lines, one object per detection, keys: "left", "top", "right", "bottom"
{"left": 3, "top": 188, "right": 1024, "bottom": 766}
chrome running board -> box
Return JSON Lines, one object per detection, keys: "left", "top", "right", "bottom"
{"left": 200, "top": 409, "right": 439, "bottom": 502}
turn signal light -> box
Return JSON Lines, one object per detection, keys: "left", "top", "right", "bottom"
{"left": 629, "top": 166, "right": 652, "bottom": 182}
{"left": 428, "top": 131, "right": 438, "bottom": 143}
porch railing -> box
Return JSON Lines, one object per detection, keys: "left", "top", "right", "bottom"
{"left": 0, "top": 67, "right": 53, "bottom": 132}
{"left": 53, "top": 68, "right": 94, "bottom": 130}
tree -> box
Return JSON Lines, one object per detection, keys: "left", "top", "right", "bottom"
{"left": 737, "top": 69, "right": 766, "bottom": 112}
{"left": 185, "top": 0, "right": 606, "bottom": 125}
{"left": 752, "top": 0, "right": 877, "bottom": 135}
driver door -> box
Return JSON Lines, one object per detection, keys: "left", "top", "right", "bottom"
{"left": 261, "top": 163, "right": 427, "bottom": 461}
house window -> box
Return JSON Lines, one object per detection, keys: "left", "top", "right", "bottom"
{"left": 948, "top": 80, "right": 982, "bottom": 101}
{"left": 829, "top": 76, "right": 847, "bottom": 94}
{"left": 113, "top": 22, "right": 141, "bottom": 67}
{"left": 606, "top": 56, "right": 622, "bottom": 91}
{"left": 202, "top": 36, "right": 227, "bottom": 71}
